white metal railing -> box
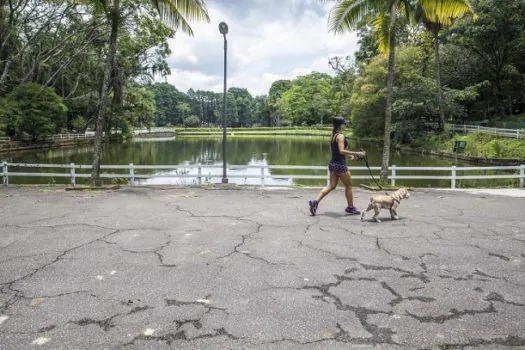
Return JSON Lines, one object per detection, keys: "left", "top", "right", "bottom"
{"left": 45, "top": 134, "right": 94, "bottom": 140}
{"left": 0, "top": 134, "right": 95, "bottom": 142}
{"left": 134, "top": 127, "right": 174, "bottom": 134}
{"left": 449, "top": 124, "right": 524, "bottom": 139}
{"left": 1, "top": 162, "right": 524, "bottom": 189}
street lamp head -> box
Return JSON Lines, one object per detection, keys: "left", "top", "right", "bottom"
{"left": 219, "top": 22, "right": 229, "bottom": 35}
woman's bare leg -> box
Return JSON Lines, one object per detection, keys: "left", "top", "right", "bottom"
{"left": 338, "top": 171, "right": 354, "bottom": 208}
{"left": 316, "top": 171, "right": 339, "bottom": 202}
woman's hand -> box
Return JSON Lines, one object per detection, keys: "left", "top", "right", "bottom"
{"left": 356, "top": 151, "right": 366, "bottom": 159}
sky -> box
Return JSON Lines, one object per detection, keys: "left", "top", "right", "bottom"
{"left": 162, "top": 0, "right": 360, "bottom": 97}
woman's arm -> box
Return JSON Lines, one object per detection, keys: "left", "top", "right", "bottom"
{"left": 336, "top": 134, "right": 366, "bottom": 159}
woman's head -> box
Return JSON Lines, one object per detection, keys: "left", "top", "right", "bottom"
{"left": 332, "top": 116, "right": 348, "bottom": 134}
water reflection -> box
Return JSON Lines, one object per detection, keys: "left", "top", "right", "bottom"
{"left": 140, "top": 158, "right": 292, "bottom": 186}
{"left": 7, "top": 136, "right": 513, "bottom": 188}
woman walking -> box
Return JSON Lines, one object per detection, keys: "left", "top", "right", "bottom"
{"left": 309, "top": 116, "right": 365, "bottom": 216}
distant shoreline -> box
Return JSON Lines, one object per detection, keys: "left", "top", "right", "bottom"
{"left": 0, "top": 138, "right": 93, "bottom": 155}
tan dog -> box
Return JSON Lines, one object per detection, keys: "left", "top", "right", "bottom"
{"left": 361, "top": 188, "right": 410, "bottom": 223}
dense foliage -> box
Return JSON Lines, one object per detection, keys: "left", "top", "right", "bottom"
{"left": 1, "top": 0, "right": 524, "bottom": 142}
{"left": 147, "top": 0, "right": 525, "bottom": 138}
{"left": 0, "top": 0, "right": 179, "bottom": 141}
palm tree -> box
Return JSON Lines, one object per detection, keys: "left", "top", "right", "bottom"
{"left": 328, "top": 0, "right": 474, "bottom": 181}
{"left": 91, "top": 0, "right": 210, "bottom": 186}
{"left": 328, "top": 0, "right": 411, "bottom": 181}
{"left": 413, "top": 0, "right": 474, "bottom": 131}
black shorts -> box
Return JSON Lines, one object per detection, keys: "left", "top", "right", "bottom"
{"left": 328, "top": 162, "right": 348, "bottom": 174}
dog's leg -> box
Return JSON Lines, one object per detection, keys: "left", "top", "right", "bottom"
{"left": 390, "top": 202, "right": 399, "bottom": 220}
{"left": 361, "top": 203, "right": 373, "bottom": 221}
{"left": 390, "top": 209, "right": 399, "bottom": 220}
{"left": 372, "top": 204, "right": 381, "bottom": 223}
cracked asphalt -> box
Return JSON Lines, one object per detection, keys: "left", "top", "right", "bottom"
{"left": 1, "top": 186, "right": 524, "bottom": 349}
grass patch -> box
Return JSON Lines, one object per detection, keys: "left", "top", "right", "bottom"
{"left": 173, "top": 126, "right": 332, "bottom": 132}
{"left": 411, "top": 132, "right": 525, "bottom": 159}
{"left": 174, "top": 127, "right": 343, "bottom": 137}
{"left": 177, "top": 134, "right": 332, "bottom": 141}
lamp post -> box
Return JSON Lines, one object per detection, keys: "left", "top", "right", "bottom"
{"left": 219, "top": 21, "right": 228, "bottom": 184}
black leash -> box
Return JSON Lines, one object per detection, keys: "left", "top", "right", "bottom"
{"left": 359, "top": 150, "right": 383, "bottom": 190}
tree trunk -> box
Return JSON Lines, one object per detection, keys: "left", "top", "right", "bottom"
{"left": 380, "top": 31, "right": 396, "bottom": 181}
{"left": 0, "top": 60, "right": 11, "bottom": 87}
{"left": 91, "top": 0, "right": 120, "bottom": 186}
{"left": 434, "top": 31, "right": 445, "bottom": 132}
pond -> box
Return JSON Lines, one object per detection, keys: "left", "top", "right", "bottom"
{"left": 2, "top": 136, "right": 518, "bottom": 188}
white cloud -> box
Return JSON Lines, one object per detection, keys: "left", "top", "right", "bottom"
{"left": 161, "top": 0, "right": 359, "bottom": 96}
{"left": 168, "top": 40, "right": 199, "bottom": 64}
{"left": 166, "top": 70, "right": 220, "bottom": 89}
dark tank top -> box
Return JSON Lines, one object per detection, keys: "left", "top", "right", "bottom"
{"left": 330, "top": 133, "right": 348, "bottom": 165}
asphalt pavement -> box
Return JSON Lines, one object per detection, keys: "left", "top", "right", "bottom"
{"left": 1, "top": 186, "right": 524, "bottom": 349}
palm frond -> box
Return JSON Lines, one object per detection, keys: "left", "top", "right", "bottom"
{"left": 419, "top": 0, "right": 474, "bottom": 26}
{"left": 371, "top": 12, "right": 390, "bottom": 54}
{"left": 328, "top": 0, "right": 384, "bottom": 34}
{"left": 151, "top": 0, "right": 210, "bottom": 35}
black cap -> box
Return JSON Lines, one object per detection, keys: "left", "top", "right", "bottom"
{"left": 332, "top": 116, "right": 348, "bottom": 126}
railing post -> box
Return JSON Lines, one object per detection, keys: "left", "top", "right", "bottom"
{"left": 128, "top": 163, "right": 135, "bottom": 186}
{"left": 520, "top": 164, "right": 525, "bottom": 188}
{"left": 391, "top": 165, "right": 396, "bottom": 187}
{"left": 463, "top": 124, "right": 466, "bottom": 133}
{"left": 517, "top": 129, "right": 520, "bottom": 139}
{"left": 198, "top": 165, "right": 202, "bottom": 185}
{"left": 327, "top": 168, "right": 330, "bottom": 187}
{"left": 260, "top": 166, "right": 265, "bottom": 188}
{"left": 451, "top": 166, "right": 456, "bottom": 189}
{"left": 70, "top": 163, "right": 76, "bottom": 187}
{"left": 2, "top": 161, "right": 7, "bottom": 187}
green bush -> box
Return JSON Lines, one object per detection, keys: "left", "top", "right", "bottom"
{"left": 71, "top": 116, "right": 85, "bottom": 133}
{"left": 183, "top": 115, "right": 201, "bottom": 128}
{"left": 0, "top": 83, "right": 67, "bottom": 141}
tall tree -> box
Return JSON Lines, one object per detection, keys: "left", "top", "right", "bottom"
{"left": 449, "top": 0, "right": 525, "bottom": 116}
{"left": 329, "top": 0, "right": 411, "bottom": 180}
{"left": 329, "top": 55, "right": 357, "bottom": 115}
{"left": 414, "top": 0, "right": 474, "bottom": 131}
{"left": 148, "top": 83, "right": 186, "bottom": 125}
{"left": 228, "top": 87, "right": 253, "bottom": 127}
{"left": 267, "top": 80, "right": 292, "bottom": 126}
{"left": 90, "top": 0, "right": 210, "bottom": 186}
{"left": 279, "top": 73, "right": 336, "bottom": 126}
{"left": 176, "top": 101, "right": 191, "bottom": 122}
{"left": 328, "top": 0, "right": 476, "bottom": 180}
{"left": 252, "top": 95, "right": 271, "bottom": 126}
